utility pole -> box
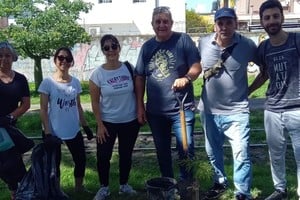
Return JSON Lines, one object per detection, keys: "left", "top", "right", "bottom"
{"left": 223, "top": 0, "right": 229, "bottom": 7}
{"left": 0, "top": 17, "right": 8, "bottom": 28}
{"left": 219, "top": 0, "right": 229, "bottom": 8}
{"left": 155, "top": 0, "right": 159, "bottom": 7}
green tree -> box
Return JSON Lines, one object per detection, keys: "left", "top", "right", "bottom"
{"left": 0, "top": 0, "right": 92, "bottom": 91}
{"left": 186, "top": 9, "right": 214, "bottom": 33}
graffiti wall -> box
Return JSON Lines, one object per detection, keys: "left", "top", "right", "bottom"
{"left": 13, "top": 33, "right": 267, "bottom": 82}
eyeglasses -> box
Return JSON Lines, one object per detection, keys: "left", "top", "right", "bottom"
{"left": 57, "top": 55, "right": 73, "bottom": 63}
{"left": 102, "top": 43, "right": 119, "bottom": 52}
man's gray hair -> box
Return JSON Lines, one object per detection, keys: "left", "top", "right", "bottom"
{"left": 152, "top": 6, "right": 173, "bottom": 21}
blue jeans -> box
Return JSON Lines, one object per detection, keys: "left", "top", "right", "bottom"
{"left": 147, "top": 110, "right": 195, "bottom": 181}
{"left": 264, "top": 110, "right": 300, "bottom": 197}
{"left": 200, "top": 112, "right": 252, "bottom": 198}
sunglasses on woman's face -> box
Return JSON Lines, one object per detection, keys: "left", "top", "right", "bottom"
{"left": 57, "top": 55, "right": 73, "bottom": 63}
{"left": 102, "top": 43, "right": 118, "bottom": 52}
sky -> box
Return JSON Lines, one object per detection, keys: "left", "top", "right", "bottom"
{"left": 185, "top": 0, "right": 214, "bottom": 13}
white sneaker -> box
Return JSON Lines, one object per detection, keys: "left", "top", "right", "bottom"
{"left": 93, "top": 186, "right": 110, "bottom": 200}
{"left": 119, "top": 184, "right": 137, "bottom": 195}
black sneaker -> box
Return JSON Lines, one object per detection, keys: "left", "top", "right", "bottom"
{"left": 265, "top": 189, "right": 287, "bottom": 200}
{"left": 202, "top": 183, "right": 227, "bottom": 199}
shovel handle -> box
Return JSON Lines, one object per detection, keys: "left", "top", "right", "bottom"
{"left": 179, "top": 109, "right": 188, "bottom": 152}
{"left": 175, "top": 92, "right": 188, "bottom": 152}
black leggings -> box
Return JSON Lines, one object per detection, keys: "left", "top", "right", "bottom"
{"left": 55, "top": 132, "right": 86, "bottom": 178}
{"left": 96, "top": 119, "right": 139, "bottom": 186}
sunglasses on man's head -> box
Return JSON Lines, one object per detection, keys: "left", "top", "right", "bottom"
{"left": 153, "top": 6, "right": 170, "bottom": 12}
{"left": 102, "top": 43, "right": 119, "bottom": 52}
{"left": 57, "top": 55, "right": 73, "bottom": 63}
{"left": 153, "top": 6, "right": 170, "bottom": 15}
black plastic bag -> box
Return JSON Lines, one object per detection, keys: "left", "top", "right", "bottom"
{"left": 15, "top": 143, "right": 69, "bottom": 200}
{"left": 6, "top": 125, "right": 35, "bottom": 154}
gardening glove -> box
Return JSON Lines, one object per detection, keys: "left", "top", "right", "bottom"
{"left": 0, "top": 115, "right": 16, "bottom": 127}
{"left": 43, "top": 134, "right": 61, "bottom": 150}
{"left": 82, "top": 126, "right": 94, "bottom": 140}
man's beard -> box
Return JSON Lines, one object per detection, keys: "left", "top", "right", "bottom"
{"left": 264, "top": 23, "right": 282, "bottom": 36}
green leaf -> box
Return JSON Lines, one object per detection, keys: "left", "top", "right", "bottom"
{"left": 0, "top": 0, "right": 92, "bottom": 90}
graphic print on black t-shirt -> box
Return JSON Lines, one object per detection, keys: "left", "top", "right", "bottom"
{"left": 272, "top": 54, "right": 288, "bottom": 90}
{"left": 148, "top": 49, "right": 175, "bottom": 81}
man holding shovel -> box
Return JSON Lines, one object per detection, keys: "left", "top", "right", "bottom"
{"left": 135, "top": 5, "right": 202, "bottom": 193}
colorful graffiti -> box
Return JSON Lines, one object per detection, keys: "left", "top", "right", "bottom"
{"left": 13, "top": 33, "right": 266, "bottom": 82}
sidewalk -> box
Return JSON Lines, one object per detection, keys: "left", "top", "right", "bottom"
{"left": 28, "top": 98, "right": 265, "bottom": 113}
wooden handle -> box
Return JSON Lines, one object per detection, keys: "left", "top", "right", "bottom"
{"left": 180, "top": 109, "right": 188, "bottom": 152}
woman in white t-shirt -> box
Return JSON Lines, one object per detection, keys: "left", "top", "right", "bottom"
{"left": 38, "top": 47, "right": 93, "bottom": 193}
{"left": 89, "top": 34, "right": 139, "bottom": 200}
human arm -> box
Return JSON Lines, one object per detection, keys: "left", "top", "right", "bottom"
{"left": 248, "top": 36, "right": 270, "bottom": 96}
{"left": 2, "top": 77, "right": 31, "bottom": 125}
{"left": 89, "top": 80, "right": 109, "bottom": 144}
{"left": 10, "top": 96, "right": 30, "bottom": 119}
{"left": 40, "top": 93, "right": 51, "bottom": 136}
{"left": 39, "top": 85, "right": 63, "bottom": 148}
{"left": 135, "top": 75, "right": 147, "bottom": 125}
{"left": 172, "top": 62, "right": 202, "bottom": 90}
{"left": 11, "top": 75, "right": 31, "bottom": 119}
{"left": 172, "top": 33, "right": 202, "bottom": 90}
{"left": 0, "top": 96, "right": 30, "bottom": 126}
{"left": 248, "top": 71, "right": 269, "bottom": 96}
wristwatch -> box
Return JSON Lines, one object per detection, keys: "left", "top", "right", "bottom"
{"left": 6, "top": 114, "right": 15, "bottom": 122}
{"left": 184, "top": 74, "right": 192, "bottom": 83}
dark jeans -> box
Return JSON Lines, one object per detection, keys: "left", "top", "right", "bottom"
{"left": 96, "top": 119, "right": 139, "bottom": 186}
{"left": 0, "top": 147, "right": 26, "bottom": 191}
{"left": 55, "top": 132, "right": 86, "bottom": 178}
{"left": 146, "top": 110, "right": 195, "bottom": 181}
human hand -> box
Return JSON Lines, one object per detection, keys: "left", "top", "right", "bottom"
{"left": 43, "top": 134, "right": 61, "bottom": 150}
{"left": 96, "top": 125, "right": 109, "bottom": 144}
{"left": 82, "top": 126, "right": 94, "bottom": 140}
{"left": 171, "top": 77, "right": 190, "bottom": 91}
{"left": 137, "top": 109, "right": 147, "bottom": 125}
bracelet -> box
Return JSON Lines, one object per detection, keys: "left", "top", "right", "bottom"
{"left": 184, "top": 74, "right": 192, "bottom": 83}
{"left": 6, "top": 114, "right": 15, "bottom": 121}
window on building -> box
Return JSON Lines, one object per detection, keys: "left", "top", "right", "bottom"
{"left": 133, "top": 0, "right": 146, "bottom": 3}
{"left": 99, "top": 0, "right": 112, "bottom": 3}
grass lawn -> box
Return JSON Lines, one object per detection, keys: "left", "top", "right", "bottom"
{"left": 1, "top": 138, "right": 297, "bottom": 200}
{"left": 1, "top": 75, "right": 298, "bottom": 199}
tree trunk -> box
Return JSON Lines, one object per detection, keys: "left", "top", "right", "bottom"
{"left": 34, "top": 58, "right": 43, "bottom": 92}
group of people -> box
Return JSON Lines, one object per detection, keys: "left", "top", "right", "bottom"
{"left": 134, "top": 1, "right": 300, "bottom": 200}
{"left": 0, "top": 0, "right": 300, "bottom": 200}
{"left": 199, "top": 1, "right": 300, "bottom": 199}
